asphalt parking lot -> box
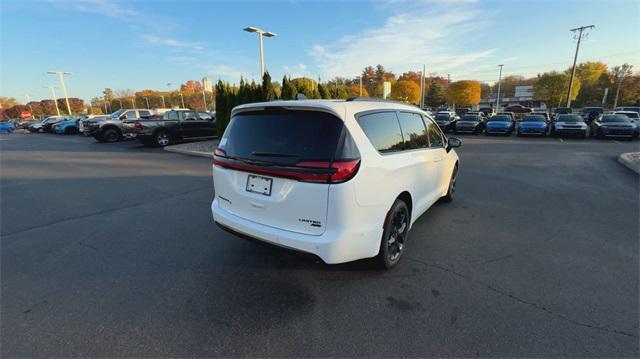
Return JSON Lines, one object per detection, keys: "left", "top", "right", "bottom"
{"left": 1, "top": 133, "right": 638, "bottom": 357}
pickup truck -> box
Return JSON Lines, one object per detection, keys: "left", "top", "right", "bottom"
{"left": 123, "top": 109, "right": 216, "bottom": 147}
{"left": 82, "top": 109, "right": 153, "bottom": 142}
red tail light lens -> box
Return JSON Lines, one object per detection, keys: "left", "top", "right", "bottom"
{"left": 213, "top": 154, "right": 360, "bottom": 184}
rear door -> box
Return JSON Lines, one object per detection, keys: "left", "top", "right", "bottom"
{"left": 213, "top": 109, "right": 352, "bottom": 235}
{"left": 424, "top": 117, "right": 448, "bottom": 201}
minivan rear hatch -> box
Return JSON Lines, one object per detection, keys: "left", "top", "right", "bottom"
{"left": 213, "top": 108, "right": 359, "bottom": 235}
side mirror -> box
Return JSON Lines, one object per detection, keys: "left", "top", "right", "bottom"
{"left": 119, "top": 115, "right": 126, "bottom": 120}
{"left": 446, "top": 137, "right": 462, "bottom": 152}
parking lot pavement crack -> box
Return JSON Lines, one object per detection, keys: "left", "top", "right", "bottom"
{"left": 407, "top": 258, "right": 639, "bottom": 339}
{"left": 1, "top": 185, "right": 212, "bottom": 238}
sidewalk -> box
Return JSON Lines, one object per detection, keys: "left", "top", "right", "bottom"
{"left": 618, "top": 152, "right": 640, "bottom": 174}
{"left": 164, "top": 139, "right": 219, "bottom": 158}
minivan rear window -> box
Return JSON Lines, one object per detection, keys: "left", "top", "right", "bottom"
{"left": 219, "top": 110, "right": 350, "bottom": 165}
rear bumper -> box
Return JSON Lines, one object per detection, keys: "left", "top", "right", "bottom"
{"left": 486, "top": 127, "right": 511, "bottom": 134}
{"left": 211, "top": 199, "right": 381, "bottom": 264}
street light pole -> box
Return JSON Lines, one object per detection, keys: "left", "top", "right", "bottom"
{"left": 180, "top": 93, "right": 185, "bottom": 108}
{"left": 243, "top": 26, "right": 277, "bottom": 78}
{"left": 495, "top": 65, "right": 504, "bottom": 112}
{"left": 42, "top": 86, "right": 61, "bottom": 116}
{"left": 161, "top": 95, "right": 166, "bottom": 108}
{"left": 419, "top": 64, "right": 425, "bottom": 109}
{"left": 144, "top": 97, "right": 150, "bottom": 109}
{"left": 24, "top": 94, "right": 34, "bottom": 115}
{"left": 202, "top": 90, "right": 208, "bottom": 111}
{"left": 47, "top": 71, "right": 72, "bottom": 115}
{"left": 566, "top": 25, "right": 594, "bottom": 108}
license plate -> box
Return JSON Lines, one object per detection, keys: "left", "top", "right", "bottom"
{"left": 246, "top": 175, "right": 272, "bottom": 196}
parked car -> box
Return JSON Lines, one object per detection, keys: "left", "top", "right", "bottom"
{"left": 455, "top": 108, "right": 470, "bottom": 116}
{"left": 504, "top": 104, "right": 532, "bottom": 114}
{"left": 478, "top": 107, "right": 494, "bottom": 117}
{"left": 43, "top": 116, "right": 69, "bottom": 132}
{"left": 614, "top": 106, "right": 640, "bottom": 113}
{"left": 28, "top": 116, "right": 65, "bottom": 133}
{"left": 485, "top": 115, "right": 515, "bottom": 135}
{"left": 614, "top": 111, "right": 640, "bottom": 126}
{"left": 212, "top": 99, "right": 461, "bottom": 269}
{"left": 79, "top": 115, "right": 110, "bottom": 133}
{"left": 552, "top": 107, "right": 572, "bottom": 121}
{"left": 52, "top": 118, "right": 80, "bottom": 134}
{"left": 0, "top": 121, "right": 16, "bottom": 133}
{"left": 125, "top": 109, "right": 216, "bottom": 147}
{"left": 551, "top": 114, "right": 588, "bottom": 138}
{"left": 434, "top": 112, "right": 459, "bottom": 133}
{"left": 83, "top": 109, "right": 153, "bottom": 142}
{"left": 16, "top": 118, "right": 39, "bottom": 129}
{"left": 590, "top": 114, "right": 638, "bottom": 140}
{"left": 580, "top": 107, "right": 603, "bottom": 123}
{"left": 516, "top": 115, "right": 548, "bottom": 136}
{"left": 454, "top": 114, "right": 484, "bottom": 134}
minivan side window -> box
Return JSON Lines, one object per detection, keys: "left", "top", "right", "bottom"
{"left": 425, "top": 117, "right": 444, "bottom": 148}
{"left": 357, "top": 111, "right": 404, "bottom": 153}
{"left": 397, "top": 112, "right": 428, "bottom": 150}
{"left": 124, "top": 111, "right": 137, "bottom": 119}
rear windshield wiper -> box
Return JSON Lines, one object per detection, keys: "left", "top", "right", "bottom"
{"left": 251, "top": 151, "right": 299, "bottom": 158}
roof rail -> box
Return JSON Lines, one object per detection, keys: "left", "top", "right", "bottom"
{"left": 345, "top": 96, "right": 409, "bottom": 105}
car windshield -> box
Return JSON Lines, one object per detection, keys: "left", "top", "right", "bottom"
{"left": 601, "top": 115, "right": 631, "bottom": 123}
{"left": 110, "top": 109, "right": 125, "bottom": 118}
{"left": 523, "top": 116, "right": 545, "bottom": 122}
{"left": 462, "top": 116, "right": 480, "bottom": 121}
{"left": 618, "top": 112, "right": 639, "bottom": 119}
{"left": 489, "top": 116, "right": 511, "bottom": 121}
{"left": 557, "top": 115, "right": 583, "bottom": 122}
{"left": 435, "top": 114, "right": 450, "bottom": 121}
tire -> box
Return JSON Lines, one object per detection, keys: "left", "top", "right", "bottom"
{"left": 375, "top": 199, "right": 410, "bottom": 270}
{"left": 154, "top": 130, "right": 171, "bottom": 147}
{"left": 441, "top": 164, "right": 458, "bottom": 203}
{"left": 102, "top": 128, "right": 121, "bottom": 143}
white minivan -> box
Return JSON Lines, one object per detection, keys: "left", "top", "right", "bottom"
{"left": 211, "top": 98, "right": 461, "bottom": 268}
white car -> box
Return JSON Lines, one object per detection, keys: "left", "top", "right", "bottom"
{"left": 211, "top": 99, "right": 461, "bottom": 269}
{"left": 614, "top": 111, "right": 640, "bottom": 126}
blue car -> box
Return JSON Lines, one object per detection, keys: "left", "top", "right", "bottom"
{"left": 516, "top": 115, "right": 548, "bottom": 136}
{"left": 53, "top": 119, "right": 80, "bottom": 134}
{"left": 484, "top": 115, "right": 515, "bottom": 135}
{"left": 0, "top": 121, "right": 16, "bottom": 133}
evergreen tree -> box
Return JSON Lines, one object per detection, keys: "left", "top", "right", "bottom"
{"left": 281, "top": 76, "right": 297, "bottom": 100}
{"left": 425, "top": 80, "right": 446, "bottom": 108}
{"left": 261, "top": 72, "right": 276, "bottom": 101}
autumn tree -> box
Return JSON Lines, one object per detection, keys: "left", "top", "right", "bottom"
{"left": 102, "top": 88, "right": 114, "bottom": 102}
{"left": 533, "top": 72, "right": 580, "bottom": 108}
{"left": 480, "top": 83, "right": 492, "bottom": 99}
{"left": 446, "top": 80, "right": 481, "bottom": 106}
{"left": 0, "top": 97, "right": 19, "bottom": 109}
{"left": 390, "top": 80, "right": 420, "bottom": 103}
{"left": 318, "top": 83, "right": 331, "bottom": 99}
{"left": 180, "top": 80, "right": 203, "bottom": 93}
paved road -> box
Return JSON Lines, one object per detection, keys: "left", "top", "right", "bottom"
{"left": 2, "top": 133, "right": 638, "bottom": 357}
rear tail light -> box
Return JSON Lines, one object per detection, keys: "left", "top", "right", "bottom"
{"left": 213, "top": 152, "right": 359, "bottom": 184}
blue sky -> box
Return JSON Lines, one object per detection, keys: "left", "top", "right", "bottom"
{"left": 2, "top": 0, "right": 639, "bottom": 101}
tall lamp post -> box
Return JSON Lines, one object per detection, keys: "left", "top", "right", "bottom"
{"left": 495, "top": 64, "right": 504, "bottom": 112}
{"left": 47, "top": 71, "right": 72, "bottom": 115}
{"left": 24, "top": 94, "right": 34, "bottom": 116}
{"left": 42, "top": 86, "right": 61, "bottom": 116}
{"left": 243, "top": 26, "right": 277, "bottom": 78}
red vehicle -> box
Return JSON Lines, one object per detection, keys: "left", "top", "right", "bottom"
{"left": 504, "top": 105, "right": 532, "bottom": 114}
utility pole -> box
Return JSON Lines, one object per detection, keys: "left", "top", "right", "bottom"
{"left": 566, "top": 25, "right": 594, "bottom": 108}
{"left": 202, "top": 90, "right": 208, "bottom": 111}
{"left": 47, "top": 71, "right": 72, "bottom": 115}
{"left": 130, "top": 98, "right": 135, "bottom": 108}
{"left": 495, "top": 65, "right": 504, "bottom": 112}
{"left": 161, "top": 95, "right": 166, "bottom": 108}
{"left": 24, "top": 94, "right": 34, "bottom": 115}
{"left": 144, "top": 97, "right": 150, "bottom": 109}
{"left": 43, "top": 86, "right": 61, "bottom": 116}
{"left": 419, "top": 64, "right": 425, "bottom": 109}
{"left": 359, "top": 76, "right": 363, "bottom": 97}
{"left": 613, "top": 64, "right": 632, "bottom": 108}
{"left": 180, "top": 93, "right": 185, "bottom": 108}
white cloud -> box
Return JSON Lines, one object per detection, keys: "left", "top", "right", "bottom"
{"left": 310, "top": 0, "right": 494, "bottom": 78}
{"left": 142, "top": 35, "right": 204, "bottom": 51}
{"left": 283, "top": 63, "right": 308, "bottom": 78}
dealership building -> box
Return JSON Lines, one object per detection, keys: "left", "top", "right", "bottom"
{"left": 477, "top": 85, "right": 547, "bottom": 110}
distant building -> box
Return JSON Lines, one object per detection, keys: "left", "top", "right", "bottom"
{"left": 477, "top": 85, "right": 547, "bottom": 110}
{"left": 203, "top": 77, "right": 213, "bottom": 92}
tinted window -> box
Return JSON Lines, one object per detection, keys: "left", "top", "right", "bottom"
{"left": 183, "top": 111, "right": 198, "bottom": 121}
{"left": 397, "top": 112, "right": 428, "bottom": 150}
{"left": 523, "top": 116, "right": 545, "bottom": 122}
{"left": 357, "top": 112, "right": 404, "bottom": 153}
{"left": 139, "top": 110, "right": 152, "bottom": 117}
{"left": 618, "top": 112, "right": 639, "bottom": 119}
{"left": 166, "top": 111, "right": 179, "bottom": 121}
{"left": 220, "top": 110, "right": 348, "bottom": 165}
{"left": 462, "top": 115, "right": 480, "bottom": 121}
{"left": 435, "top": 114, "right": 451, "bottom": 121}
{"left": 124, "top": 111, "right": 137, "bottom": 119}
{"left": 489, "top": 116, "right": 511, "bottom": 121}
{"left": 199, "top": 112, "right": 213, "bottom": 120}
{"left": 425, "top": 118, "right": 444, "bottom": 148}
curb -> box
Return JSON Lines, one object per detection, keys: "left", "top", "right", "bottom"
{"left": 164, "top": 146, "right": 212, "bottom": 159}
{"left": 618, "top": 152, "right": 640, "bottom": 175}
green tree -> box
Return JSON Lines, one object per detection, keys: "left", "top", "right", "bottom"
{"left": 425, "top": 80, "right": 446, "bottom": 107}
{"left": 318, "top": 83, "right": 331, "bottom": 99}
{"left": 261, "top": 72, "right": 276, "bottom": 101}
{"left": 533, "top": 72, "right": 580, "bottom": 108}
{"left": 281, "top": 76, "right": 297, "bottom": 100}
{"left": 103, "top": 88, "right": 114, "bottom": 102}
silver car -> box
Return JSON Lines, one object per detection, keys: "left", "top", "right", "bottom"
{"left": 551, "top": 114, "right": 588, "bottom": 138}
